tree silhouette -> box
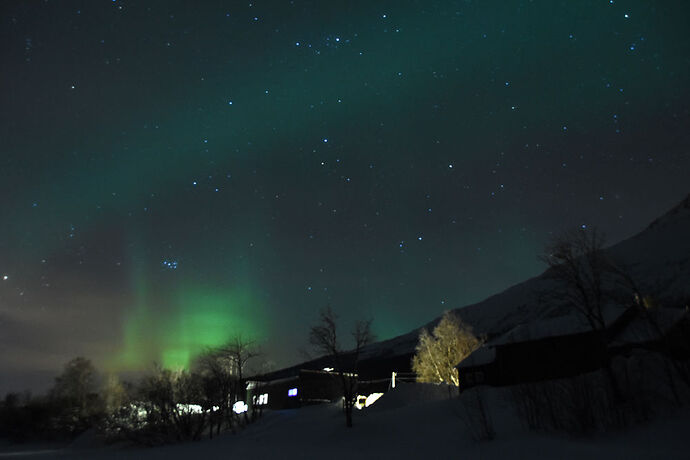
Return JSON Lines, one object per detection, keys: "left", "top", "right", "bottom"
{"left": 50, "top": 357, "right": 101, "bottom": 435}
{"left": 309, "top": 306, "right": 374, "bottom": 428}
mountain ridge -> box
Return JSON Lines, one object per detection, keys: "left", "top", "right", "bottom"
{"left": 362, "top": 192, "right": 690, "bottom": 360}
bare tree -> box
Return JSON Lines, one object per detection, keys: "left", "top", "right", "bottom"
{"left": 412, "top": 311, "right": 481, "bottom": 388}
{"left": 540, "top": 228, "right": 633, "bottom": 399}
{"left": 309, "top": 306, "right": 374, "bottom": 428}
{"left": 541, "top": 228, "right": 614, "bottom": 331}
{"left": 136, "top": 366, "right": 209, "bottom": 444}
{"left": 216, "top": 334, "right": 261, "bottom": 403}
{"left": 50, "top": 357, "right": 103, "bottom": 435}
{"left": 215, "top": 334, "right": 262, "bottom": 428}
{"left": 194, "top": 349, "right": 238, "bottom": 438}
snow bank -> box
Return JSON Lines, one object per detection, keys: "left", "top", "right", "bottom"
{"left": 6, "top": 381, "right": 689, "bottom": 459}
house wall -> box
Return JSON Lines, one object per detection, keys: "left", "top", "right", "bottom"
{"left": 459, "top": 331, "right": 607, "bottom": 389}
{"left": 254, "top": 376, "right": 301, "bottom": 410}
{"left": 250, "top": 370, "right": 346, "bottom": 410}
{"left": 495, "top": 331, "right": 606, "bottom": 385}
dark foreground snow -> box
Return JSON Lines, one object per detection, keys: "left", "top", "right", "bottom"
{"left": 2, "top": 383, "right": 688, "bottom": 459}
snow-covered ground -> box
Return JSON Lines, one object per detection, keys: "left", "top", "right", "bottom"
{"left": 3, "top": 382, "right": 688, "bottom": 459}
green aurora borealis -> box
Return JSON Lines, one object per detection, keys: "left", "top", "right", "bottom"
{"left": 107, "top": 258, "right": 267, "bottom": 370}
{"left": 1, "top": 0, "right": 690, "bottom": 391}
{"left": 118, "top": 279, "right": 267, "bottom": 370}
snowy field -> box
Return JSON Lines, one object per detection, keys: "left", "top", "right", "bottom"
{"left": 1, "top": 382, "right": 688, "bottom": 459}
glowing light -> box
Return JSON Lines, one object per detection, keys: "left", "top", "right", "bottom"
{"left": 114, "top": 278, "right": 267, "bottom": 372}
{"left": 2, "top": 275, "right": 8, "bottom": 281}
{"left": 233, "top": 401, "right": 248, "bottom": 414}
{"left": 162, "top": 349, "right": 190, "bottom": 369}
{"left": 355, "top": 392, "right": 384, "bottom": 410}
{"left": 177, "top": 403, "right": 203, "bottom": 414}
{"left": 288, "top": 388, "right": 298, "bottom": 397}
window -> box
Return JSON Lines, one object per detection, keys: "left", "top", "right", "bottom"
{"left": 257, "top": 393, "right": 268, "bottom": 405}
{"left": 288, "top": 387, "right": 298, "bottom": 397}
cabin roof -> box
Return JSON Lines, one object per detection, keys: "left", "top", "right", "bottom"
{"left": 609, "top": 307, "right": 687, "bottom": 347}
{"left": 486, "top": 304, "right": 628, "bottom": 347}
{"left": 458, "top": 305, "right": 688, "bottom": 370}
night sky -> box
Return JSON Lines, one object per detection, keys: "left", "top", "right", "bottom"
{"left": 1, "top": 0, "right": 689, "bottom": 393}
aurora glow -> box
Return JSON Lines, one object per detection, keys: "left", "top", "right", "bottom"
{"left": 114, "top": 263, "right": 267, "bottom": 370}
{"left": 1, "top": 0, "right": 689, "bottom": 393}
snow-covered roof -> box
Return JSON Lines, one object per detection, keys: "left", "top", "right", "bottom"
{"left": 485, "top": 304, "right": 628, "bottom": 347}
{"left": 457, "top": 346, "right": 496, "bottom": 368}
{"left": 456, "top": 305, "right": 630, "bottom": 368}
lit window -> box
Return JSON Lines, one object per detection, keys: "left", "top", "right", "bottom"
{"left": 288, "top": 388, "right": 298, "bottom": 397}
{"left": 258, "top": 393, "right": 268, "bottom": 405}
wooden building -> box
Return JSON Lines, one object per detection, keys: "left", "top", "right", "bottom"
{"left": 248, "top": 369, "right": 347, "bottom": 410}
{"left": 458, "top": 305, "right": 690, "bottom": 389}
{"left": 246, "top": 348, "right": 414, "bottom": 410}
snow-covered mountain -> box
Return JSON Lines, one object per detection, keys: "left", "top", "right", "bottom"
{"left": 362, "top": 193, "right": 690, "bottom": 361}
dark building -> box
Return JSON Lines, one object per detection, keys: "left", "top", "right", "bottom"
{"left": 248, "top": 369, "right": 347, "bottom": 410}
{"left": 458, "top": 305, "right": 690, "bottom": 389}
{"left": 246, "top": 348, "right": 415, "bottom": 410}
